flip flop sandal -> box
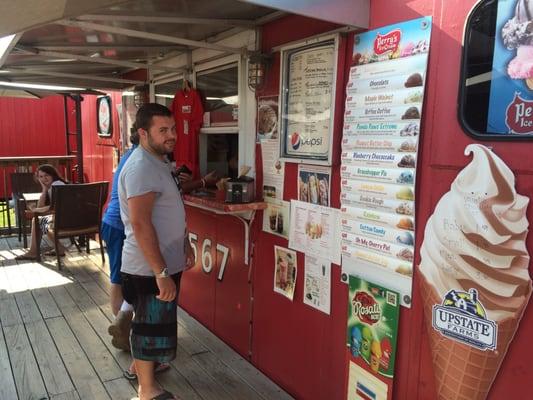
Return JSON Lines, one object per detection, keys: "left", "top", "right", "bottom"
{"left": 130, "top": 391, "right": 177, "bottom": 400}
{"left": 123, "top": 362, "right": 171, "bottom": 381}
{"left": 14, "top": 253, "right": 37, "bottom": 261}
{"left": 151, "top": 390, "right": 176, "bottom": 400}
{"left": 43, "top": 249, "right": 65, "bottom": 257}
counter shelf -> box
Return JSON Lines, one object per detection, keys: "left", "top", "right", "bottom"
{"left": 183, "top": 193, "right": 266, "bottom": 265}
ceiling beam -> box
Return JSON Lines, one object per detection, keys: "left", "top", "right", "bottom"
{"left": 78, "top": 14, "right": 256, "bottom": 28}
{"left": 15, "top": 45, "right": 183, "bottom": 73}
{"left": 149, "top": 10, "right": 285, "bottom": 69}
{"left": 0, "top": 75, "right": 128, "bottom": 91}
{"left": 31, "top": 45, "right": 186, "bottom": 52}
{"left": 6, "top": 67, "right": 145, "bottom": 85}
{"left": 57, "top": 20, "right": 245, "bottom": 55}
{"left": 0, "top": 33, "right": 22, "bottom": 68}
{"left": 0, "top": 0, "right": 128, "bottom": 37}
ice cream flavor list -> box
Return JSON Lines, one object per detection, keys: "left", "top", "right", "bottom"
{"left": 341, "top": 17, "right": 432, "bottom": 310}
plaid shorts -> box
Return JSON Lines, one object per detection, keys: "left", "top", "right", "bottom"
{"left": 121, "top": 272, "right": 182, "bottom": 362}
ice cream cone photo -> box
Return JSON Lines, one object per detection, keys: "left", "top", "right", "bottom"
{"left": 502, "top": 0, "right": 533, "bottom": 84}
{"left": 418, "top": 144, "right": 532, "bottom": 400}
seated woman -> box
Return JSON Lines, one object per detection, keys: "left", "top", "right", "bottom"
{"left": 16, "top": 164, "right": 67, "bottom": 260}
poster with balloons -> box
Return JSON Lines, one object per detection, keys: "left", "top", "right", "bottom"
{"left": 346, "top": 275, "right": 400, "bottom": 400}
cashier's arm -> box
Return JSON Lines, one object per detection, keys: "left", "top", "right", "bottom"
{"left": 128, "top": 192, "right": 166, "bottom": 274}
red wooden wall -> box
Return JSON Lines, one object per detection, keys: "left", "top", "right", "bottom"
{"left": 250, "top": 2, "right": 533, "bottom": 400}
{"left": 252, "top": 14, "right": 347, "bottom": 400}
{"left": 0, "top": 95, "right": 66, "bottom": 197}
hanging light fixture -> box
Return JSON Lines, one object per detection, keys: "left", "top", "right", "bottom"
{"left": 247, "top": 51, "right": 271, "bottom": 91}
{"left": 133, "top": 84, "right": 149, "bottom": 108}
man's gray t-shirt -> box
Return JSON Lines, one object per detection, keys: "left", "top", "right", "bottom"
{"left": 118, "top": 146, "right": 187, "bottom": 276}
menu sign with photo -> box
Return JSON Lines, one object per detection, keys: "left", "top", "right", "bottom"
{"left": 263, "top": 198, "right": 290, "bottom": 239}
{"left": 261, "top": 139, "right": 285, "bottom": 200}
{"left": 257, "top": 96, "right": 279, "bottom": 142}
{"left": 298, "top": 164, "right": 331, "bottom": 206}
{"left": 288, "top": 200, "right": 341, "bottom": 265}
{"left": 303, "top": 256, "right": 331, "bottom": 315}
{"left": 280, "top": 40, "right": 337, "bottom": 163}
{"left": 340, "top": 17, "right": 432, "bottom": 308}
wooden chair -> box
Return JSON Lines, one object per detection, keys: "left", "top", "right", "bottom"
{"left": 10, "top": 172, "right": 41, "bottom": 247}
{"left": 41, "top": 182, "right": 109, "bottom": 269}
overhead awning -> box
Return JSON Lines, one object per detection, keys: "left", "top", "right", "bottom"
{"left": 0, "top": 0, "right": 128, "bottom": 38}
{"left": 237, "top": 0, "right": 369, "bottom": 28}
{"left": 0, "top": 0, "right": 369, "bottom": 93}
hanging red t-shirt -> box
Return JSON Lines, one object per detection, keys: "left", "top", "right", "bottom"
{"left": 171, "top": 88, "right": 204, "bottom": 178}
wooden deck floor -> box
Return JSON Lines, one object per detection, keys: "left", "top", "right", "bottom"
{"left": 0, "top": 235, "right": 293, "bottom": 400}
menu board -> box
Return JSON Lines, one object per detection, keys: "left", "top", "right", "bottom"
{"left": 340, "top": 17, "right": 432, "bottom": 308}
{"left": 288, "top": 200, "right": 341, "bottom": 265}
{"left": 280, "top": 40, "right": 337, "bottom": 163}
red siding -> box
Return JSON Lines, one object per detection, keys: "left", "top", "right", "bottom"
{"left": 252, "top": 14, "right": 348, "bottom": 400}
{"left": 252, "top": 2, "right": 533, "bottom": 400}
{"left": 0, "top": 95, "right": 66, "bottom": 196}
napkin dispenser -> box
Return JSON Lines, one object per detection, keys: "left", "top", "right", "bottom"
{"left": 225, "top": 177, "right": 255, "bottom": 203}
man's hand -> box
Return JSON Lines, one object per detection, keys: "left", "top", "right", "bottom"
{"left": 203, "top": 170, "right": 218, "bottom": 186}
{"left": 178, "top": 172, "right": 192, "bottom": 184}
{"left": 156, "top": 277, "right": 177, "bottom": 302}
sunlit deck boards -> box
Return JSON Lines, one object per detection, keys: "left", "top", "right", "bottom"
{"left": 0, "top": 236, "right": 293, "bottom": 400}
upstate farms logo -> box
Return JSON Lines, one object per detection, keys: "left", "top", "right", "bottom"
{"left": 374, "top": 29, "right": 401, "bottom": 55}
{"left": 505, "top": 93, "right": 533, "bottom": 134}
{"left": 432, "top": 289, "right": 497, "bottom": 351}
{"left": 352, "top": 291, "right": 381, "bottom": 325}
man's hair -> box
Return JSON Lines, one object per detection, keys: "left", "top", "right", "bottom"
{"left": 134, "top": 103, "right": 172, "bottom": 132}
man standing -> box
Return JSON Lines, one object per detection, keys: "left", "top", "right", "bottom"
{"left": 103, "top": 128, "right": 138, "bottom": 351}
{"left": 119, "top": 103, "right": 191, "bottom": 400}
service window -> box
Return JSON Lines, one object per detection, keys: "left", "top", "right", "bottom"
{"left": 195, "top": 62, "right": 240, "bottom": 178}
{"left": 460, "top": 0, "right": 533, "bottom": 138}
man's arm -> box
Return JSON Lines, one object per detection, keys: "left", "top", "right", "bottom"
{"left": 128, "top": 192, "right": 176, "bottom": 301}
{"left": 180, "top": 170, "right": 218, "bottom": 193}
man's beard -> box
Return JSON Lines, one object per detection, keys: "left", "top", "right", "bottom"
{"left": 146, "top": 132, "right": 176, "bottom": 155}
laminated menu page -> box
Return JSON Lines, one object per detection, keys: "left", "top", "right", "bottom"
{"left": 340, "top": 17, "right": 432, "bottom": 309}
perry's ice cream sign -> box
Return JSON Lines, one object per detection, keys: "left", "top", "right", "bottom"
{"left": 374, "top": 29, "right": 401, "bottom": 55}
{"left": 432, "top": 288, "right": 497, "bottom": 351}
{"left": 419, "top": 144, "right": 532, "bottom": 400}
{"left": 505, "top": 93, "right": 533, "bottom": 133}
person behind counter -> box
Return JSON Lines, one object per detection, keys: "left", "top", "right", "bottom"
{"left": 118, "top": 103, "right": 194, "bottom": 400}
{"left": 15, "top": 164, "right": 67, "bottom": 260}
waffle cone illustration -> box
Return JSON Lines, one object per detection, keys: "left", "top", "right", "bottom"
{"left": 419, "top": 144, "right": 532, "bottom": 400}
{"left": 419, "top": 273, "right": 530, "bottom": 400}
